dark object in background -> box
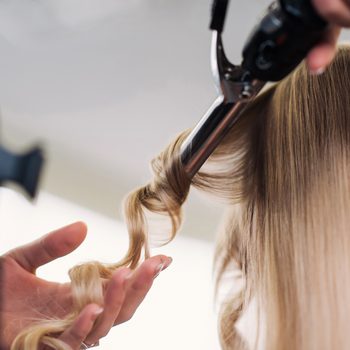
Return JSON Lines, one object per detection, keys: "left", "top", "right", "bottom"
{"left": 0, "top": 145, "right": 44, "bottom": 199}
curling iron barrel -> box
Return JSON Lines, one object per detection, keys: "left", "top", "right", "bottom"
{"left": 181, "top": 0, "right": 328, "bottom": 178}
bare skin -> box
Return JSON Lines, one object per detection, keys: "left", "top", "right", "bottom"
{"left": 0, "top": 222, "right": 172, "bottom": 349}
{"left": 308, "top": 0, "right": 350, "bottom": 73}
{"left": 1, "top": 2, "right": 350, "bottom": 349}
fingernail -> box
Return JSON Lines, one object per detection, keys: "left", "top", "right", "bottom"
{"left": 154, "top": 257, "right": 173, "bottom": 279}
{"left": 310, "top": 67, "right": 325, "bottom": 75}
{"left": 164, "top": 256, "right": 173, "bottom": 269}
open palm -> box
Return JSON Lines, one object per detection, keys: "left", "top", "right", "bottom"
{"left": 0, "top": 222, "right": 171, "bottom": 349}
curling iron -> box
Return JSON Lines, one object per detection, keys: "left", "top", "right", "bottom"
{"left": 180, "top": 0, "right": 328, "bottom": 178}
{"left": 0, "top": 0, "right": 327, "bottom": 200}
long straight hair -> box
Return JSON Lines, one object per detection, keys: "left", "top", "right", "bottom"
{"left": 11, "top": 47, "right": 350, "bottom": 349}
{"left": 211, "top": 46, "right": 350, "bottom": 349}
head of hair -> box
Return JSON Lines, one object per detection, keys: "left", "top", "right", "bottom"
{"left": 11, "top": 46, "right": 350, "bottom": 350}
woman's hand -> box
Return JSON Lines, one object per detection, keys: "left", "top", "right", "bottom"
{"left": 0, "top": 222, "right": 172, "bottom": 349}
{"left": 307, "top": 0, "right": 350, "bottom": 73}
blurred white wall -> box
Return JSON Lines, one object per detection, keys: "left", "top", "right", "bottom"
{"left": 0, "top": 0, "right": 276, "bottom": 241}
{"left": 1, "top": 0, "right": 349, "bottom": 242}
{"left": 0, "top": 188, "right": 221, "bottom": 349}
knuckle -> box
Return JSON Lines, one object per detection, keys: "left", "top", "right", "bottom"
{"left": 101, "top": 330, "right": 109, "bottom": 338}
{"left": 110, "top": 271, "right": 126, "bottom": 287}
{"left": 131, "top": 279, "right": 150, "bottom": 293}
{"left": 123, "top": 312, "right": 134, "bottom": 323}
{"left": 119, "top": 310, "right": 135, "bottom": 324}
{"left": 93, "top": 326, "right": 111, "bottom": 340}
{"left": 121, "top": 316, "right": 132, "bottom": 324}
{"left": 130, "top": 279, "right": 143, "bottom": 292}
{"left": 40, "top": 238, "right": 57, "bottom": 261}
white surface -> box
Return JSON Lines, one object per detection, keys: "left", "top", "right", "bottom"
{"left": 1, "top": 0, "right": 349, "bottom": 240}
{"left": 0, "top": 188, "right": 220, "bottom": 349}
{"left": 0, "top": 0, "right": 274, "bottom": 236}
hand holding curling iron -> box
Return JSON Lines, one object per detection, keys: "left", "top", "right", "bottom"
{"left": 308, "top": 0, "right": 350, "bottom": 73}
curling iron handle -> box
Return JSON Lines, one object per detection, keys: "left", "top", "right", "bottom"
{"left": 280, "top": 0, "right": 326, "bottom": 28}
{"left": 242, "top": 0, "right": 328, "bottom": 81}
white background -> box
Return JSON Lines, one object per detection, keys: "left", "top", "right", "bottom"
{"left": 0, "top": 188, "right": 221, "bottom": 349}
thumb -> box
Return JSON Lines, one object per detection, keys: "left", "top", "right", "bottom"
{"left": 306, "top": 25, "right": 341, "bottom": 74}
{"left": 6, "top": 222, "right": 87, "bottom": 273}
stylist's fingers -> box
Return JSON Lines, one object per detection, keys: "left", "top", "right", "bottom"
{"left": 115, "top": 255, "right": 172, "bottom": 325}
{"left": 306, "top": 25, "right": 341, "bottom": 74}
{"left": 6, "top": 222, "right": 87, "bottom": 273}
{"left": 58, "top": 304, "right": 103, "bottom": 350}
{"left": 83, "top": 268, "right": 131, "bottom": 345}
{"left": 312, "top": 0, "right": 350, "bottom": 26}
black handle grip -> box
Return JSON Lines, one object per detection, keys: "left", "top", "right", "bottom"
{"left": 281, "top": 0, "right": 326, "bottom": 29}
{"left": 242, "top": 0, "right": 328, "bottom": 81}
{"left": 210, "top": 0, "right": 229, "bottom": 32}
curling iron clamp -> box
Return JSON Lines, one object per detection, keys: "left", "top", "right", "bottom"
{"left": 181, "top": 0, "right": 328, "bottom": 179}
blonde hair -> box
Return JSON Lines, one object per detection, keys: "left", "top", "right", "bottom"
{"left": 12, "top": 46, "right": 350, "bottom": 349}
